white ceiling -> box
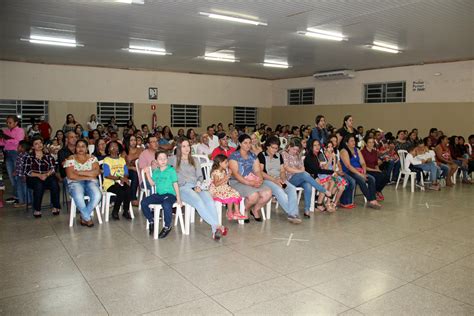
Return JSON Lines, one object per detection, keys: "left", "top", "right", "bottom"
{"left": 1, "top": 0, "right": 473, "bottom": 79}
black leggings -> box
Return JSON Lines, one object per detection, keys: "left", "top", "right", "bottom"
{"left": 26, "top": 175, "right": 61, "bottom": 212}
{"left": 107, "top": 183, "right": 131, "bottom": 214}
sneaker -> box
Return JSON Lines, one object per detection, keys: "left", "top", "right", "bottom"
{"left": 158, "top": 226, "right": 172, "bottom": 239}
{"left": 5, "top": 197, "right": 17, "bottom": 204}
{"left": 287, "top": 215, "right": 302, "bottom": 224}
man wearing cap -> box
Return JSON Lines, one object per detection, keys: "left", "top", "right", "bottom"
{"left": 38, "top": 115, "right": 52, "bottom": 142}
{"left": 211, "top": 132, "right": 235, "bottom": 160}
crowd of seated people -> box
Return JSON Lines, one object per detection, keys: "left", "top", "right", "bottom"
{"left": 0, "top": 112, "right": 472, "bottom": 242}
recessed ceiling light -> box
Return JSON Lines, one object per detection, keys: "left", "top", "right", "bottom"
{"left": 299, "top": 28, "right": 346, "bottom": 41}
{"left": 199, "top": 12, "right": 267, "bottom": 26}
{"left": 368, "top": 41, "right": 401, "bottom": 53}
{"left": 124, "top": 45, "right": 170, "bottom": 55}
{"left": 21, "top": 35, "right": 82, "bottom": 47}
{"left": 203, "top": 56, "right": 238, "bottom": 62}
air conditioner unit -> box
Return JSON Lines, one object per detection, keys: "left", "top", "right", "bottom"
{"left": 313, "top": 69, "right": 355, "bottom": 80}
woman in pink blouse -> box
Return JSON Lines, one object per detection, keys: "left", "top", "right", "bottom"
{"left": 0, "top": 115, "right": 26, "bottom": 204}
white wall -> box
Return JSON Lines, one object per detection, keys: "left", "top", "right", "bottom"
{"left": 272, "top": 60, "right": 474, "bottom": 106}
{"left": 0, "top": 61, "right": 272, "bottom": 107}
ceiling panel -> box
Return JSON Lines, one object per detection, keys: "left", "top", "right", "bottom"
{"left": 1, "top": 0, "right": 472, "bottom": 79}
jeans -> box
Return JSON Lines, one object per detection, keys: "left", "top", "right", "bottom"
{"left": 179, "top": 183, "right": 218, "bottom": 233}
{"left": 346, "top": 171, "right": 376, "bottom": 202}
{"left": 263, "top": 180, "right": 298, "bottom": 216}
{"left": 340, "top": 174, "right": 356, "bottom": 205}
{"left": 107, "top": 183, "right": 131, "bottom": 214}
{"left": 453, "top": 160, "right": 469, "bottom": 178}
{"left": 141, "top": 193, "right": 176, "bottom": 227}
{"left": 439, "top": 164, "right": 449, "bottom": 178}
{"left": 414, "top": 163, "right": 440, "bottom": 182}
{"left": 382, "top": 159, "right": 400, "bottom": 182}
{"left": 129, "top": 169, "right": 139, "bottom": 201}
{"left": 5, "top": 150, "right": 18, "bottom": 197}
{"left": 68, "top": 180, "right": 102, "bottom": 221}
{"left": 15, "top": 175, "right": 32, "bottom": 204}
{"left": 288, "top": 171, "right": 326, "bottom": 212}
{"left": 26, "top": 175, "right": 61, "bottom": 212}
{"left": 367, "top": 170, "right": 389, "bottom": 193}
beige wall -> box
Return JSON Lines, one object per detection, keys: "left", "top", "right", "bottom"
{"left": 48, "top": 101, "right": 272, "bottom": 135}
{"left": 271, "top": 102, "right": 474, "bottom": 138}
{"left": 2, "top": 60, "right": 473, "bottom": 137}
{"left": 272, "top": 60, "right": 474, "bottom": 106}
{"left": 0, "top": 61, "right": 272, "bottom": 107}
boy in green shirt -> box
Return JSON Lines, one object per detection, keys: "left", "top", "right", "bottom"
{"left": 141, "top": 151, "right": 182, "bottom": 238}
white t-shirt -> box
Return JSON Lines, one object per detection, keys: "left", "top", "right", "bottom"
{"left": 208, "top": 135, "right": 219, "bottom": 151}
{"left": 196, "top": 143, "right": 212, "bottom": 157}
{"left": 87, "top": 121, "right": 98, "bottom": 131}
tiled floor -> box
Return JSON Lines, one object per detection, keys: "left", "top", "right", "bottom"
{"left": 0, "top": 184, "right": 473, "bottom": 315}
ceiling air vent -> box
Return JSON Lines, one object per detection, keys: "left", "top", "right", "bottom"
{"left": 313, "top": 69, "right": 355, "bottom": 80}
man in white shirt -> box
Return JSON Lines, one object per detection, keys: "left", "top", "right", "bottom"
{"left": 207, "top": 125, "right": 219, "bottom": 151}
{"left": 197, "top": 133, "right": 212, "bottom": 158}
{"left": 405, "top": 145, "right": 440, "bottom": 190}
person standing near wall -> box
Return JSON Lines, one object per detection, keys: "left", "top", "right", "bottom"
{"left": 0, "top": 115, "right": 25, "bottom": 204}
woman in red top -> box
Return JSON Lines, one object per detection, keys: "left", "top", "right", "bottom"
{"left": 361, "top": 137, "right": 389, "bottom": 200}
{"left": 434, "top": 136, "right": 458, "bottom": 186}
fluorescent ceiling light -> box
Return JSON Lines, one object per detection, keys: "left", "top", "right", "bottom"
{"left": 263, "top": 61, "right": 289, "bottom": 68}
{"left": 22, "top": 35, "right": 82, "bottom": 47}
{"left": 125, "top": 45, "right": 170, "bottom": 55}
{"left": 199, "top": 12, "right": 267, "bottom": 26}
{"left": 369, "top": 41, "right": 401, "bottom": 53}
{"left": 115, "top": 0, "right": 144, "bottom": 4}
{"left": 301, "top": 28, "right": 346, "bottom": 41}
{"left": 204, "top": 56, "right": 237, "bottom": 62}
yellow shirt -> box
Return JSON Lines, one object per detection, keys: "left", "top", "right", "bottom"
{"left": 103, "top": 156, "right": 128, "bottom": 190}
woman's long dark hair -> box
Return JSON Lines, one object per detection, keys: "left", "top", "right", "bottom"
{"left": 105, "top": 140, "right": 123, "bottom": 156}
{"left": 263, "top": 136, "right": 280, "bottom": 151}
{"left": 342, "top": 115, "right": 352, "bottom": 130}
{"left": 175, "top": 137, "right": 195, "bottom": 170}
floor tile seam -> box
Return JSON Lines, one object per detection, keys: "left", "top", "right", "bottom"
{"left": 231, "top": 245, "right": 289, "bottom": 276}
{"left": 308, "top": 286, "right": 358, "bottom": 310}
{"left": 47, "top": 216, "right": 111, "bottom": 315}
{"left": 160, "top": 246, "right": 234, "bottom": 265}
{"left": 345, "top": 282, "right": 409, "bottom": 310}
{"left": 0, "top": 280, "right": 88, "bottom": 301}
{"left": 208, "top": 274, "right": 304, "bottom": 307}
{"left": 160, "top": 259, "right": 236, "bottom": 314}
{"left": 406, "top": 282, "right": 474, "bottom": 308}
{"left": 136, "top": 294, "right": 232, "bottom": 315}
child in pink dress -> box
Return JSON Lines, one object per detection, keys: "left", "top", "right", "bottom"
{"left": 209, "top": 154, "right": 246, "bottom": 221}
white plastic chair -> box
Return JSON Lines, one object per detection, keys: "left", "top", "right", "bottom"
{"left": 396, "top": 150, "right": 424, "bottom": 192}
{"left": 69, "top": 195, "right": 102, "bottom": 227}
{"left": 99, "top": 173, "right": 135, "bottom": 222}
{"left": 145, "top": 181, "right": 186, "bottom": 239}
{"left": 192, "top": 154, "right": 210, "bottom": 164}
{"left": 136, "top": 159, "right": 150, "bottom": 211}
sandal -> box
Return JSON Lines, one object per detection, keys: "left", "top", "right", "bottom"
{"left": 52, "top": 208, "right": 60, "bottom": 216}
{"left": 219, "top": 226, "right": 228, "bottom": 236}
{"left": 233, "top": 212, "right": 248, "bottom": 220}
{"left": 326, "top": 202, "right": 337, "bottom": 213}
{"left": 304, "top": 211, "right": 311, "bottom": 218}
{"left": 33, "top": 211, "right": 42, "bottom": 218}
{"left": 315, "top": 203, "right": 326, "bottom": 212}
{"left": 226, "top": 211, "right": 234, "bottom": 221}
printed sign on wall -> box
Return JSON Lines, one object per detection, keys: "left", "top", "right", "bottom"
{"left": 412, "top": 80, "right": 425, "bottom": 92}
{"left": 148, "top": 87, "right": 158, "bottom": 100}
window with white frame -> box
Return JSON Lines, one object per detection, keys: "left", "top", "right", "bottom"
{"left": 234, "top": 106, "right": 258, "bottom": 127}
{"left": 364, "top": 81, "right": 406, "bottom": 103}
{"left": 287, "top": 88, "right": 315, "bottom": 105}
{"left": 97, "top": 102, "right": 133, "bottom": 127}
{"left": 0, "top": 100, "right": 48, "bottom": 128}
{"left": 171, "top": 104, "right": 201, "bottom": 127}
